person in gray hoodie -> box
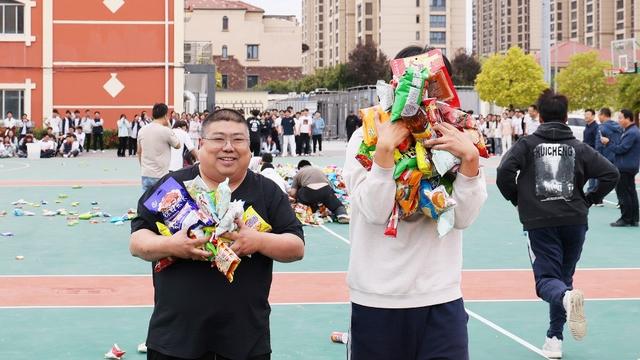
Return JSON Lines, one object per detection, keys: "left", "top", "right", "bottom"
{"left": 343, "top": 45, "right": 487, "bottom": 360}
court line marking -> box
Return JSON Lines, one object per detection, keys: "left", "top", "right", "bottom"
{"left": 2, "top": 268, "right": 639, "bottom": 278}
{"left": 0, "top": 161, "right": 31, "bottom": 173}
{"left": 2, "top": 298, "right": 640, "bottom": 310}
{"left": 319, "top": 224, "right": 351, "bottom": 244}
{"left": 465, "top": 308, "right": 549, "bottom": 359}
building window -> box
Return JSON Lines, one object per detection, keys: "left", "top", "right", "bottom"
{"left": 221, "top": 45, "right": 228, "bottom": 58}
{"left": 416, "top": 14, "right": 420, "bottom": 23}
{"left": 430, "top": 15, "right": 446, "bottom": 27}
{"left": 430, "top": 31, "right": 446, "bottom": 44}
{"left": 365, "top": 2, "right": 373, "bottom": 15}
{"left": 0, "top": 0, "right": 24, "bottom": 34}
{"left": 430, "top": 0, "right": 445, "bottom": 11}
{"left": 246, "top": 44, "right": 259, "bottom": 60}
{"left": 586, "top": 37, "right": 593, "bottom": 46}
{"left": 247, "top": 75, "right": 259, "bottom": 89}
{"left": 357, "top": 4, "right": 361, "bottom": 17}
{"left": 416, "top": 0, "right": 420, "bottom": 6}
{"left": 358, "top": 20, "right": 361, "bottom": 32}
{"left": 586, "top": 4, "right": 592, "bottom": 12}
{"left": 222, "top": 16, "right": 229, "bottom": 31}
{"left": 366, "top": 34, "right": 373, "bottom": 44}
{"left": 365, "top": 18, "right": 372, "bottom": 31}
{"left": 416, "top": 31, "right": 420, "bottom": 40}
{"left": 0, "top": 89, "right": 24, "bottom": 120}
{"left": 221, "top": 75, "right": 228, "bottom": 89}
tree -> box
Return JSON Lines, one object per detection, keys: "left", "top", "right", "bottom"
{"left": 555, "top": 51, "right": 614, "bottom": 111}
{"left": 345, "top": 42, "right": 390, "bottom": 87}
{"left": 616, "top": 73, "right": 640, "bottom": 115}
{"left": 475, "top": 47, "right": 548, "bottom": 108}
{"left": 450, "top": 48, "right": 481, "bottom": 86}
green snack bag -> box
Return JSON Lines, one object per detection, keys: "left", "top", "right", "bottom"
{"left": 79, "top": 212, "right": 93, "bottom": 220}
{"left": 394, "top": 157, "right": 418, "bottom": 179}
{"left": 390, "top": 67, "right": 428, "bottom": 121}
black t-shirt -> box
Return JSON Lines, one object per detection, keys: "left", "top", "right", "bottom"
{"left": 260, "top": 118, "right": 273, "bottom": 137}
{"left": 131, "top": 166, "right": 304, "bottom": 359}
{"left": 281, "top": 117, "right": 295, "bottom": 136}
{"left": 248, "top": 117, "right": 261, "bottom": 140}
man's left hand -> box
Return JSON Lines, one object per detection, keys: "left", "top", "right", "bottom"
{"left": 601, "top": 136, "right": 609, "bottom": 145}
{"left": 224, "top": 219, "right": 262, "bottom": 257}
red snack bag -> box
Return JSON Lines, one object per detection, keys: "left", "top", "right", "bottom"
{"left": 397, "top": 136, "right": 413, "bottom": 153}
{"left": 423, "top": 98, "right": 443, "bottom": 126}
{"left": 436, "top": 101, "right": 474, "bottom": 129}
{"left": 464, "top": 128, "right": 490, "bottom": 158}
{"left": 389, "top": 49, "right": 460, "bottom": 107}
{"left": 384, "top": 204, "right": 400, "bottom": 238}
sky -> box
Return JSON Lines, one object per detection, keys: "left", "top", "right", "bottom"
{"left": 251, "top": 0, "right": 473, "bottom": 52}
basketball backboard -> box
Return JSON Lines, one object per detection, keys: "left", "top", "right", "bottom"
{"left": 611, "top": 38, "right": 638, "bottom": 74}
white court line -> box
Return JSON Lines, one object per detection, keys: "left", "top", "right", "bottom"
{"left": 0, "top": 161, "right": 31, "bottom": 173}
{"left": 465, "top": 308, "right": 549, "bottom": 359}
{"left": 319, "top": 224, "right": 351, "bottom": 244}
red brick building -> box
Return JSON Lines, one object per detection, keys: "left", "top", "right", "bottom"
{"left": 0, "top": 0, "right": 184, "bottom": 128}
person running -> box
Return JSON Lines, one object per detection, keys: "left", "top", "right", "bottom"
{"left": 290, "top": 160, "right": 349, "bottom": 224}
{"left": 600, "top": 109, "right": 640, "bottom": 227}
{"left": 497, "top": 91, "right": 619, "bottom": 359}
{"left": 137, "top": 103, "right": 181, "bottom": 192}
{"left": 343, "top": 45, "right": 487, "bottom": 360}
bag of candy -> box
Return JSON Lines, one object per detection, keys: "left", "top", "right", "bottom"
{"left": 389, "top": 49, "right": 460, "bottom": 108}
{"left": 415, "top": 141, "right": 434, "bottom": 177}
{"left": 395, "top": 169, "right": 422, "bottom": 219}
{"left": 215, "top": 242, "right": 241, "bottom": 283}
{"left": 436, "top": 101, "right": 475, "bottom": 130}
{"left": 393, "top": 147, "right": 418, "bottom": 179}
{"left": 242, "top": 206, "right": 273, "bottom": 233}
{"left": 419, "top": 180, "right": 456, "bottom": 220}
{"left": 376, "top": 80, "right": 395, "bottom": 112}
{"left": 356, "top": 142, "right": 375, "bottom": 171}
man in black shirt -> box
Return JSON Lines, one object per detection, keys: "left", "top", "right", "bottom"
{"left": 280, "top": 110, "right": 296, "bottom": 156}
{"left": 130, "top": 108, "right": 305, "bottom": 360}
{"left": 345, "top": 111, "right": 361, "bottom": 141}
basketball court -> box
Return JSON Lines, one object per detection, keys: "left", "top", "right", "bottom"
{"left": 0, "top": 150, "right": 639, "bottom": 359}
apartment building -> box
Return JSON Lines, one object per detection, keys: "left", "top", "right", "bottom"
{"left": 185, "top": 0, "right": 302, "bottom": 89}
{"left": 473, "top": 0, "right": 541, "bottom": 56}
{"left": 302, "top": 0, "right": 467, "bottom": 75}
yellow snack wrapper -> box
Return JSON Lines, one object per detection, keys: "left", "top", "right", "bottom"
{"left": 215, "top": 242, "right": 241, "bottom": 283}
{"left": 156, "top": 222, "right": 171, "bottom": 237}
{"left": 242, "top": 206, "right": 272, "bottom": 233}
{"left": 415, "top": 141, "right": 434, "bottom": 177}
{"left": 360, "top": 105, "right": 391, "bottom": 146}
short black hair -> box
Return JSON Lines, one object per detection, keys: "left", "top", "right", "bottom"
{"left": 260, "top": 162, "right": 274, "bottom": 171}
{"left": 393, "top": 45, "right": 453, "bottom": 76}
{"left": 200, "top": 108, "right": 248, "bottom": 136}
{"left": 261, "top": 153, "right": 273, "bottom": 163}
{"left": 250, "top": 109, "right": 260, "bottom": 117}
{"left": 152, "top": 103, "right": 169, "bottom": 119}
{"left": 6, "top": 111, "right": 12, "bottom": 115}
{"left": 599, "top": 107, "right": 612, "bottom": 118}
{"left": 585, "top": 108, "right": 595, "bottom": 116}
{"left": 620, "top": 109, "right": 633, "bottom": 121}
{"left": 173, "top": 120, "right": 188, "bottom": 129}
{"left": 529, "top": 104, "right": 538, "bottom": 112}
{"left": 94, "top": 111, "right": 100, "bottom": 115}
{"left": 537, "top": 90, "right": 569, "bottom": 123}
{"left": 297, "top": 160, "right": 311, "bottom": 169}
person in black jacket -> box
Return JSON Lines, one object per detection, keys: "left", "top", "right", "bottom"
{"left": 582, "top": 109, "right": 603, "bottom": 206}
{"left": 497, "top": 91, "right": 619, "bottom": 359}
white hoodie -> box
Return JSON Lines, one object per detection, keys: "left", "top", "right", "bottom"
{"left": 343, "top": 127, "right": 488, "bottom": 308}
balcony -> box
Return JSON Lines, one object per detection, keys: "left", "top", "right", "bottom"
{"left": 184, "top": 41, "right": 213, "bottom": 65}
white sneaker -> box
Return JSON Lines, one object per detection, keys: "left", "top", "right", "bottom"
{"left": 563, "top": 289, "right": 587, "bottom": 340}
{"left": 542, "top": 336, "right": 562, "bottom": 359}
{"left": 91, "top": 150, "right": 96, "bottom": 153}
{"left": 101, "top": 150, "right": 105, "bottom": 153}
{"left": 594, "top": 203, "right": 604, "bottom": 207}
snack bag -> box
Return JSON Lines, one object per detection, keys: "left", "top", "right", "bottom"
{"left": 464, "top": 128, "right": 490, "bottom": 158}
{"left": 393, "top": 147, "right": 418, "bottom": 179}
{"left": 214, "top": 200, "right": 245, "bottom": 239}
{"left": 144, "top": 177, "right": 213, "bottom": 234}
{"left": 360, "top": 106, "right": 390, "bottom": 146}
{"left": 384, "top": 204, "right": 400, "bottom": 238}
{"left": 419, "top": 180, "right": 456, "bottom": 220}
{"left": 376, "top": 80, "right": 395, "bottom": 111}
{"left": 242, "top": 206, "right": 273, "bottom": 232}
{"left": 356, "top": 142, "right": 375, "bottom": 171}
{"left": 390, "top": 66, "right": 429, "bottom": 121}
{"left": 154, "top": 222, "right": 176, "bottom": 272}
{"left": 215, "top": 242, "right": 241, "bottom": 283}
{"left": 184, "top": 176, "right": 219, "bottom": 224}
{"left": 431, "top": 149, "right": 461, "bottom": 176}
{"left": 436, "top": 101, "right": 474, "bottom": 129}
{"left": 423, "top": 98, "right": 443, "bottom": 125}
{"left": 389, "top": 49, "right": 460, "bottom": 107}
{"left": 402, "top": 107, "right": 429, "bottom": 134}
{"left": 437, "top": 209, "right": 455, "bottom": 237}
{"left": 215, "top": 178, "right": 232, "bottom": 218}
{"left": 415, "top": 141, "right": 434, "bottom": 177}
{"left": 395, "top": 169, "right": 422, "bottom": 218}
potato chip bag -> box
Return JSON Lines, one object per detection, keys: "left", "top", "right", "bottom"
{"left": 360, "top": 106, "right": 390, "bottom": 146}
{"left": 215, "top": 242, "right": 241, "bottom": 283}
{"left": 242, "top": 206, "right": 272, "bottom": 233}
{"left": 419, "top": 180, "right": 456, "bottom": 220}
{"left": 395, "top": 169, "right": 422, "bottom": 218}
{"left": 391, "top": 66, "right": 429, "bottom": 121}
{"left": 415, "top": 141, "right": 434, "bottom": 177}
{"left": 464, "top": 128, "right": 490, "bottom": 158}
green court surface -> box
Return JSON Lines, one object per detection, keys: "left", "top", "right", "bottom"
{"left": 1, "top": 154, "right": 639, "bottom": 360}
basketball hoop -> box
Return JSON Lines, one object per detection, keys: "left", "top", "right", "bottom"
{"left": 611, "top": 38, "right": 638, "bottom": 74}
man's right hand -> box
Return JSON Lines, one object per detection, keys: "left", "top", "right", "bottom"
{"left": 169, "top": 228, "right": 212, "bottom": 260}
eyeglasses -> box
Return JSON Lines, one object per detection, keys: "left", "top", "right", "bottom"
{"left": 202, "top": 136, "right": 249, "bottom": 148}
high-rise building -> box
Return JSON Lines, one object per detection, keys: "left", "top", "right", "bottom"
{"left": 475, "top": 0, "right": 639, "bottom": 57}
{"left": 302, "top": 0, "right": 467, "bottom": 75}
{"left": 473, "top": 0, "right": 541, "bottom": 56}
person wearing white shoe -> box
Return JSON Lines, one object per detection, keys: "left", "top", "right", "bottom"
{"left": 542, "top": 336, "right": 563, "bottom": 359}
{"left": 497, "top": 91, "right": 618, "bottom": 351}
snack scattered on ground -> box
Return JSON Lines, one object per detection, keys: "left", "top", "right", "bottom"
{"left": 1, "top": 232, "right": 14, "bottom": 237}
{"left": 15, "top": 255, "right": 24, "bottom": 260}
{"left": 104, "top": 344, "right": 126, "bottom": 360}
{"left": 330, "top": 331, "right": 349, "bottom": 344}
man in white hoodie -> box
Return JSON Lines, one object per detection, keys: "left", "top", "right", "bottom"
{"left": 343, "top": 45, "right": 488, "bottom": 360}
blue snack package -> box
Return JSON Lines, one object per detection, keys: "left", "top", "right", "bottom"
{"left": 144, "top": 177, "right": 214, "bottom": 233}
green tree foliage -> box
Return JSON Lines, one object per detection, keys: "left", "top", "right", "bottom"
{"left": 450, "top": 48, "right": 481, "bottom": 86}
{"left": 556, "top": 51, "right": 614, "bottom": 111}
{"left": 475, "top": 47, "right": 548, "bottom": 108}
{"left": 616, "top": 73, "right": 640, "bottom": 114}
